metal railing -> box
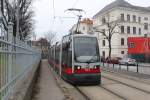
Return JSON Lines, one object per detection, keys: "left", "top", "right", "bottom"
{"left": 102, "top": 62, "right": 150, "bottom": 75}
{"left": 0, "top": 22, "right": 41, "bottom": 100}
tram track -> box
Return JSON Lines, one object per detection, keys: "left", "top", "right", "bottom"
{"left": 49, "top": 63, "right": 150, "bottom": 100}
{"left": 99, "top": 74, "right": 150, "bottom": 100}
{"left": 102, "top": 76, "right": 150, "bottom": 94}
{"left": 103, "top": 68, "right": 150, "bottom": 85}
{"left": 71, "top": 71, "right": 150, "bottom": 100}
{"left": 75, "top": 86, "right": 91, "bottom": 100}
{"left": 101, "top": 72, "right": 150, "bottom": 94}
{"left": 76, "top": 85, "right": 124, "bottom": 100}
{"left": 100, "top": 86, "right": 127, "bottom": 100}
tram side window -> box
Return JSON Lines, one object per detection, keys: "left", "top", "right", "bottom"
{"left": 67, "top": 42, "right": 72, "bottom": 67}
{"left": 62, "top": 37, "right": 72, "bottom": 68}
{"left": 56, "top": 48, "right": 60, "bottom": 64}
{"left": 55, "top": 49, "right": 58, "bottom": 63}
{"left": 62, "top": 43, "right": 68, "bottom": 67}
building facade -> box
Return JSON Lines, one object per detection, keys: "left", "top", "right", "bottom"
{"left": 93, "top": 0, "right": 150, "bottom": 58}
{"left": 70, "top": 18, "right": 93, "bottom": 34}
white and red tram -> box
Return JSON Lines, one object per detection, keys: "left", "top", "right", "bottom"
{"left": 48, "top": 34, "right": 101, "bottom": 85}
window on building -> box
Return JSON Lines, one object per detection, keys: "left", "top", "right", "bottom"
{"left": 102, "top": 51, "right": 105, "bottom": 57}
{"left": 102, "top": 40, "right": 105, "bottom": 46}
{"left": 121, "top": 51, "right": 124, "bottom": 54}
{"left": 129, "top": 42, "right": 135, "bottom": 48}
{"left": 144, "top": 17, "right": 148, "bottom": 21}
{"left": 121, "top": 26, "right": 124, "bottom": 33}
{"left": 133, "top": 15, "right": 136, "bottom": 22}
{"left": 127, "top": 26, "right": 130, "bottom": 34}
{"left": 121, "top": 14, "right": 124, "bottom": 21}
{"left": 121, "top": 38, "right": 125, "bottom": 46}
{"left": 138, "top": 17, "right": 141, "bottom": 23}
{"left": 102, "top": 18, "right": 106, "bottom": 24}
{"left": 144, "top": 23, "right": 148, "bottom": 30}
{"left": 133, "top": 27, "right": 136, "bottom": 34}
{"left": 127, "top": 14, "right": 130, "bottom": 21}
{"left": 139, "top": 28, "right": 141, "bottom": 35}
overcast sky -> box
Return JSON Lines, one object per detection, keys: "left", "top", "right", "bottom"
{"left": 33, "top": 0, "right": 150, "bottom": 40}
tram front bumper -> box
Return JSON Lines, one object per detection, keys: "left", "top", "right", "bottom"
{"left": 69, "top": 73, "right": 101, "bottom": 84}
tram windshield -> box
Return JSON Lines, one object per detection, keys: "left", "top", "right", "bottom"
{"left": 74, "top": 37, "right": 100, "bottom": 63}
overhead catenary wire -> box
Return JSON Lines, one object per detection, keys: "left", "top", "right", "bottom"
{"left": 52, "top": 0, "right": 55, "bottom": 19}
{"left": 51, "top": 0, "right": 83, "bottom": 36}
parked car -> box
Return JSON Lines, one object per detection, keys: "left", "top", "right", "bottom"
{"left": 111, "top": 57, "right": 122, "bottom": 64}
{"left": 119, "top": 58, "right": 137, "bottom": 65}
{"left": 104, "top": 57, "right": 122, "bottom": 64}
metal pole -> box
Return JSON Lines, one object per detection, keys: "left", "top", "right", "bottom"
{"left": 119, "top": 64, "right": 121, "bottom": 70}
{"left": 127, "top": 63, "right": 129, "bottom": 71}
{"left": 16, "top": 0, "right": 19, "bottom": 38}
{"left": 137, "top": 62, "right": 139, "bottom": 73}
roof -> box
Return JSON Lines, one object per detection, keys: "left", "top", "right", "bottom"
{"left": 93, "top": 0, "right": 150, "bottom": 18}
{"left": 80, "top": 18, "right": 93, "bottom": 25}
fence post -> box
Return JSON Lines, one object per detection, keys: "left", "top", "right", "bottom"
{"left": 8, "top": 22, "right": 14, "bottom": 93}
{"left": 137, "top": 62, "right": 139, "bottom": 73}
{"left": 119, "top": 64, "right": 121, "bottom": 70}
{"left": 127, "top": 63, "right": 129, "bottom": 71}
{"left": 113, "top": 63, "right": 114, "bottom": 69}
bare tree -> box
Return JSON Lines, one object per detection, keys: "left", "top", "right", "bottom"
{"left": 0, "top": 0, "right": 8, "bottom": 31}
{"left": 3, "top": 0, "right": 34, "bottom": 40}
{"left": 38, "top": 38, "right": 49, "bottom": 59}
{"left": 44, "top": 31, "right": 56, "bottom": 46}
{"left": 94, "top": 13, "right": 120, "bottom": 58}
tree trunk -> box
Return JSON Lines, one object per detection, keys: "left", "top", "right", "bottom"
{"left": 108, "top": 39, "right": 111, "bottom": 58}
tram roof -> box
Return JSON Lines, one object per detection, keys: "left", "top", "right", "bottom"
{"left": 73, "top": 34, "right": 96, "bottom": 37}
{"left": 64, "top": 33, "right": 97, "bottom": 38}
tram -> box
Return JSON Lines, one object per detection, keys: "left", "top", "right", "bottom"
{"left": 48, "top": 33, "right": 101, "bottom": 85}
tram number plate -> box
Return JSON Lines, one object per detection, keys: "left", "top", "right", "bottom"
{"left": 85, "top": 67, "right": 90, "bottom": 71}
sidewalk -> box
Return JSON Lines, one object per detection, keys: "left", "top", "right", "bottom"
{"left": 32, "top": 59, "right": 65, "bottom": 100}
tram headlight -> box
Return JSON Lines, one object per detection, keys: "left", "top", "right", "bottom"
{"left": 77, "top": 66, "right": 81, "bottom": 69}
{"left": 94, "top": 65, "right": 100, "bottom": 69}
